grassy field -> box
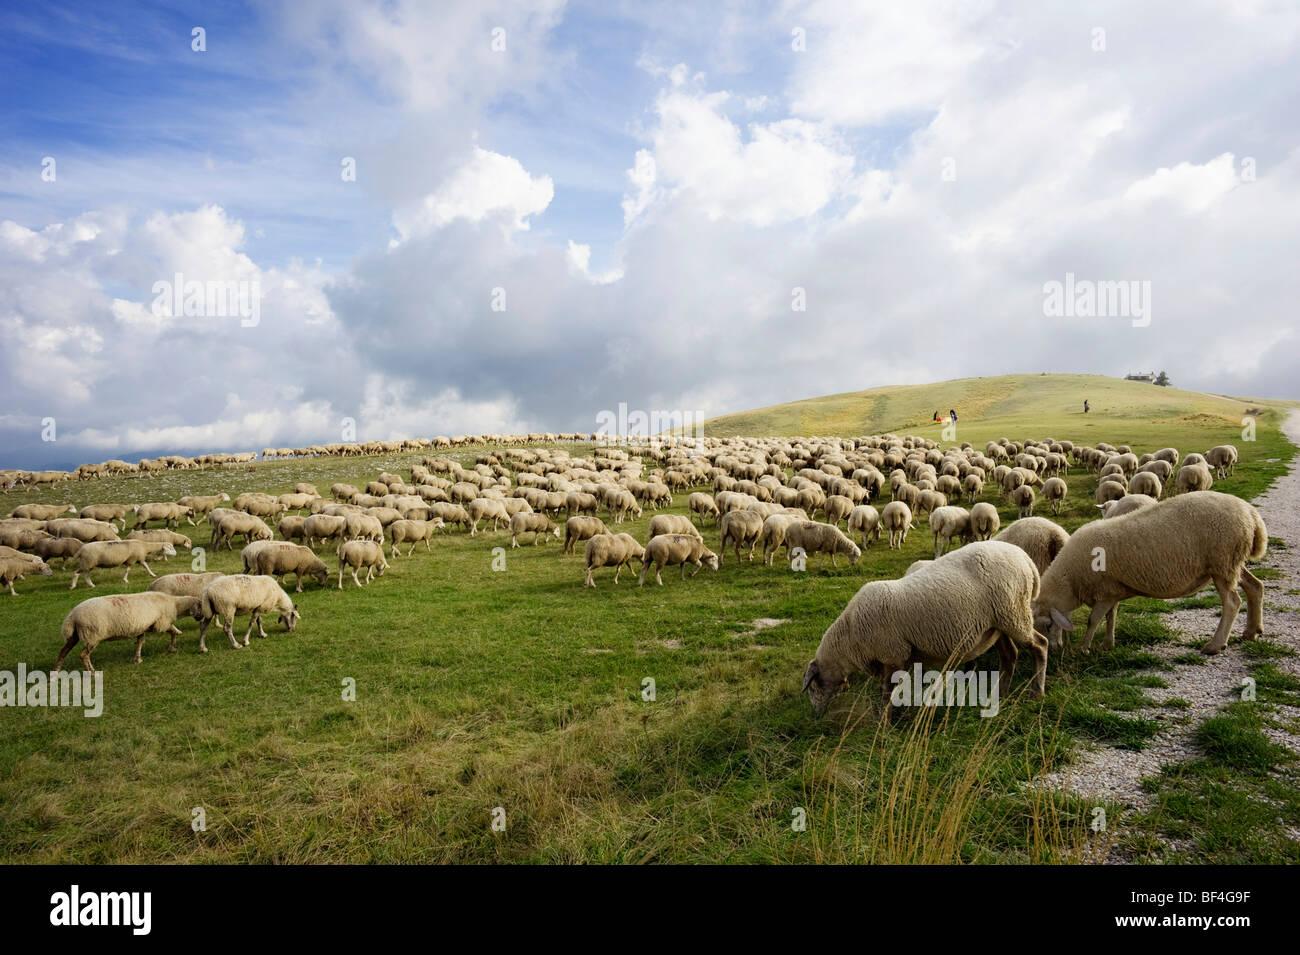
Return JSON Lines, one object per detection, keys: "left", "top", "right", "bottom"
{"left": 0, "top": 375, "right": 1296, "bottom": 863}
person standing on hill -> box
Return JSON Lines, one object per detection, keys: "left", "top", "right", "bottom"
{"left": 1084, "top": 399, "right": 1090, "bottom": 414}
{"left": 949, "top": 408, "right": 958, "bottom": 423}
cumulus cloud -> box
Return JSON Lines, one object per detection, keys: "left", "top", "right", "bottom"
{"left": 392, "top": 147, "right": 555, "bottom": 242}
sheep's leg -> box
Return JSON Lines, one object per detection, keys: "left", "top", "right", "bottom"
{"left": 1078, "top": 604, "right": 1113, "bottom": 653}
{"left": 1239, "top": 569, "right": 1264, "bottom": 639}
{"left": 636, "top": 562, "right": 647, "bottom": 587}
{"left": 223, "top": 618, "right": 241, "bottom": 650}
{"left": 1202, "top": 576, "right": 1243, "bottom": 655}
{"left": 337, "top": 568, "right": 345, "bottom": 590}
{"left": 134, "top": 634, "right": 147, "bottom": 663}
{"left": 1102, "top": 606, "right": 1118, "bottom": 650}
{"left": 352, "top": 567, "right": 363, "bottom": 587}
{"left": 584, "top": 567, "right": 595, "bottom": 587}
{"left": 79, "top": 648, "right": 95, "bottom": 673}
{"left": 511, "top": 535, "right": 519, "bottom": 548}
{"left": 255, "top": 614, "right": 268, "bottom": 639}
{"left": 994, "top": 633, "right": 1017, "bottom": 695}
{"left": 53, "top": 635, "right": 79, "bottom": 672}
{"left": 655, "top": 565, "right": 664, "bottom": 586}
{"left": 294, "top": 573, "right": 304, "bottom": 593}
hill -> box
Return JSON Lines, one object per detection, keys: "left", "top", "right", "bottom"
{"left": 702, "top": 374, "right": 1296, "bottom": 447}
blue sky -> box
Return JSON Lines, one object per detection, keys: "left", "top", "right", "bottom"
{"left": 1, "top": 0, "right": 1298, "bottom": 469}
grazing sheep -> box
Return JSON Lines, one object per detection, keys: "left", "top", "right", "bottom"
{"left": 148, "top": 571, "right": 224, "bottom": 598}
{"left": 337, "top": 540, "right": 389, "bottom": 588}
{"left": 10, "top": 503, "right": 76, "bottom": 521}
{"left": 303, "top": 513, "right": 348, "bottom": 548}
{"left": 802, "top": 541, "right": 1048, "bottom": 718}
{"left": 210, "top": 511, "right": 273, "bottom": 550}
{"left": 1041, "top": 477, "right": 1067, "bottom": 516}
{"left": 993, "top": 517, "right": 1068, "bottom": 576}
{"left": 389, "top": 518, "right": 443, "bottom": 556}
{"left": 467, "top": 498, "right": 509, "bottom": 535}
{"left": 1127, "top": 471, "right": 1162, "bottom": 500}
{"left": 759, "top": 513, "right": 804, "bottom": 565}
{"left": 293, "top": 483, "right": 319, "bottom": 496}
{"left": 127, "top": 528, "right": 192, "bottom": 550}
{"left": 607, "top": 489, "right": 642, "bottom": 523}
{"left": 963, "top": 474, "right": 984, "bottom": 502}
{"left": 134, "top": 502, "right": 195, "bottom": 529}
{"left": 70, "top": 540, "right": 177, "bottom": 589}
{"left": 55, "top": 592, "right": 201, "bottom": 670}
{"left": 928, "top": 506, "right": 970, "bottom": 558}
{"left": 510, "top": 512, "right": 561, "bottom": 547}
{"left": 79, "top": 503, "right": 132, "bottom": 529}
{"left": 242, "top": 541, "right": 329, "bottom": 591}
{"left": 1034, "top": 492, "right": 1266, "bottom": 656}
{"left": 719, "top": 510, "right": 765, "bottom": 564}
{"left": 428, "top": 503, "right": 471, "bottom": 531}
{"left": 178, "top": 493, "right": 231, "bottom": 518}
{"left": 1, "top": 555, "right": 52, "bottom": 595}
{"left": 583, "top": 533, "right": 645, "bottom": 586}
{"left": 823, "top": 495, "right": 854, "bottom": 528}
{"left": 1098, "top": 494, "right": 1158, "bottom": 519}
{"left": 847, "top": 505, "right": 881, "bottom": 549}
{"left": 688, "top": 492, "right": 720, "bottom": 525}
{"left": 1205, "top": 445, "right": 1238, "bottom": 478}
{"left": 968, "top": 502, "right": 1000, "bottom": 541}
{"left": 647, "top": 514, "right": 703, "bottom": 541}
{"left": 638, "top": 534, "right": 719, "bottom": 586}
{"left": 50, "top": 519, "right": 120, "bottom": 543}
{"left": 195, "top": 574, "right": 300, "bottom": 652}
{"left": 1010, "top": 484, "right": 1036, "bottom": 518}
{"left": 782, "top": 521, "right": 862, "bottom": 569}
{"left": 342, "top": 512, "right": 384, "bottom": 542}
{"left": 916, "top": 489, "right": 946, "bottom": 517}
{"left": 278, "top": 515, "right": 307, "bottom": 542}
{"left": 881, "top": 500, "right": 914, "bottom": 550}
{"left": 33, "top": 535, "right": 83, "bottom": 566}
{"left": 1176, "top": 463, "right": 1214, "bottom": 495}
{"left": 1095, "top": 480, "right": 1127, "bottom": 506}
{"left": 563, "top": 516, "right": 609, "bottom": 554}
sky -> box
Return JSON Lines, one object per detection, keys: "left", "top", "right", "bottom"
{"left": 1, "top": 0, "right": 1298, "bottom": 469}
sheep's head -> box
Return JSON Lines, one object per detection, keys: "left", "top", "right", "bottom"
{"left": 1033, "top": 603, "right": 1074, "bottom": 650}
{"left": 311, "top": 566, "right": 328, "bottom": 585}
{"left": 37, "top": 563, "right": 53, "bottom": 577}
{"left": 704, "top": 553, "right": 720, "bottom": 571}
{"left": 846, "top": 542, "right": 862, "bottom": 565}
{"left": 281, "top": 605, "right": 300, "bottom": 632}
{"left": 802, "top": 658, "right": 849, "bottom": 715}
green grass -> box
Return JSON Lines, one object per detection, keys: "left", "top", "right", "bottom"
{"left": 0, "top": 375, "right": 1295, "bottom": 862}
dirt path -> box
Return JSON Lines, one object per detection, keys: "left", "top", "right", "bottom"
{"left": 1040, "top": 410, "right": 1300, "bottom": 806}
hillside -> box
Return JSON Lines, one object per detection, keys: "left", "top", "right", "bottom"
{"left": 702, "top": 374, "right": 1297, "bottom": 447}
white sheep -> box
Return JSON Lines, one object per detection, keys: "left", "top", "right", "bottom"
{"left": 1098, "top": 494, "right": 1158, "bottom": 519}
{"left": 993, "top": 517, "right": 1068, "bottom": 576}
{"left": 510, "top": 512, "right": 561, "bottom": 547}
{"left": 928, "top": 506, "right": 970, "bottom": 558}
{"left": 1, "top": 555, "right": 52, "bottom": 595}
{"left": 55, "top": 592, "right": 201, "bottom": 670}
{"left": 1205, "top": 445, "right": 1238, "bottom": 478}
{"left": 242, "top": 541, "right": 330, "bottom": 591}
{"left": 802, "top": 541, "right": 1048, "bottom": 718}
{"left": 781, "top": 521, "right": 861, "bottom": 568}
{"left": 1034, "top": 491, "right": 1266, "bottom": 656}
{"left": 847, "top": 505, "right": 881, "bottom": 549}
{"left": 337, "top": 540, "right": 389, "bottom": 588}
{"left": 583, "top": 533, "right": 645, "bottom": 586}
{"left": 637, "top": 534, "right": 719, "bottom": 586}
{"left": 881, "top": 500, "right": 914, "bottom": 550}
{"left": 196, "top": 574, "right": 300, "bottom": 652}
{"left": 389, "top": 518, "right": 444, "bottom": 556}
{"left": 719, "top": 510, "right": 765, "bottom": 564}
{"left": 648, "top": 514, "right": 703, "bottom": 541}
{"left": 69, "top": 540, "right": 177, "bottom": 589}
{"left": 564, "top": 516, "right": 609, "bottom": 554}
{"left": 1041, "top": 477, "right": 1067, "bottom": 516}
{"left": 148, "top": 571, "right": 224, "bottom": 598}
{"left": 968, "top": 502, "right": 1000, "bottom": 541}
{"left": 1010, "top": 484, "right": 1036, "bottom": 518}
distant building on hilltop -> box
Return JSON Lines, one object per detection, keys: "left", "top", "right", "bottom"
{"left": 1124, "top": 371, "right": 1156, "bottom": 383}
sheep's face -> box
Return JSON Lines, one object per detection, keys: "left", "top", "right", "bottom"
{"left": 311, "top": 567, "right": 328, "bottom": 586}
{"left": 802, "top": 658, "right": 848, "bottom": 715}
{"left": 847, "top": 543, "right": 862, "bottom": 565}
{"left": 704, "top": 554, "right": 720, "bottom": 571}
{"left": 281, "top": 606, "right": 300, "bottom": 632}
{"left": 1033, "top": 604, "right": 1074, "bottom": 650}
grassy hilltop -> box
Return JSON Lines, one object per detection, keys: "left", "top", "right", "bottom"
{"left": 0, "top": 375, "right": 1296, "bottom": 864}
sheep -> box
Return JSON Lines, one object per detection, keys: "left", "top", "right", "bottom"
{"left": 916, "top": 489, "right": 946, "bottom": 517}
{"left": 127, "top": 528, "right": 193, "bottom": 550}
{"left": 1010, "top": 484, "right": 1036, "bottom": 518}
{"left": 993, "top": 517, "right": 1068, "bottom": 576}
{"left": 637, "top": 534, "right": 719, "bottom": 586}
{"left": 242, "top": 541, "right": 329, "bottom": 591}
{"left": 564, "top": 516, "right": 609, "bottom": 554}
{"left": 1205, "top": 445, "right": 1238, "bottom": 478}
{"left": 134, "top": 502, "right": 195, "bottom": 529}
{"left": 1034, "top": 491, "right": 1266, "bottom": 656}
{"left": 293, "top": 483, "right": 319, "bottom": 496}
{"left": 510, "top": 512, "right": 561, "bottom": 547}
{"left": 1176, "top": 463, "right": 1214, "bottom": 495}
{"left": 178, "top": 493, "right": 231, "bottom": 518}
{"left": 881, "top": 500, "right": 914, "bottom": 550}
{"left": 467, "top": 498, "right": 510, "bottom": 535}
{"left": 337, "top": 539, "right": 388, "bottom": 588}
{"left": 32, "top": 535, "right": 83, "bottom": 566}
{"left": 968, "top": 502, "right": 1000, "bottom": 541}
{"left": 607, "top": 489, "right": 643, "bottom": 523}
{"left": 647, "top": 514, "right": 702, "bottom": 541}
{"left": 10, "top": 503, "right": 76, "bottom": 521}
{"left": 847, "top": 505, "right": 881, "bottom": 549}
{"left": 69, "top": 540, "right": 177, "bottom": 589}
{"left": 50, "top": 519, "right": 120, "bottom": 543}
{"left": 1, "top": 555, "right": 52, "bottom": 595}
{"left": 210, "top": 511, "right": 273, "bottom": 550}
{"left": 54, "top": 592, "right": 201, "bottom": 670}
{"left": 1041, "top": 477, "right": 1067, "bottom": 516}
{"left": 195, "top": 574, "right": 300, "bottom": 652}
{"left": 78, "top": 503, "right": 132, "bottom": 529}
{"left": 1095, "top": 480, "right": 1127, "bottom": 506}
{"left": 583, "top": 533, "right": 645, "bottom": 586}
{"left": 802, "top": 541, "right": 1048, "bottom": 718}
{"left": 1127, "top": 471, "right": 1162, "bottom": 500}
{"left": 823, "top": 494, "right": 854, "bottom": 528}
{"left": 148, "top": 571, "right": 224, "bottom": 598}
{"left": 963, "top": 474, "right": 984, "bottom": 502}
{"left": 1098, "top": 494, "right": 1158, "bottom": 519}
{"left": 389, "top": 518, "right": 443, "bottom": 556}
{"left": 782, "top": 521, "right": 862, "bottom": 569}
{"left": 428, "top": 503, "right": 471, "bottom": 531}
{"left": 928, "top": 506, "right": 970, "bottom": 557}
{"left": 303, "top": 513, "right": 348, "bottom": 548}
{"left": 759, "top": 513, "right": 804, "bottom": 565}
{"left": 278, "top": 515, "right": 307, "bottom": 542}
{"left": 565, "top": 491, "right": 600, "bottom": 517}
{"left": 719, "top": 510, "right": 765, "bottom": 564}
{"left": 342, "top": 512, "right": 384, "bottom": 542}
{"left": 688, "top": 492, "right": 720, "bottom": 525}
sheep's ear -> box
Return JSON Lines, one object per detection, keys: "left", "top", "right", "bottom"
{"left": 1050, "top": 608, "right": 1075, "bottom": 632}
{"left": 802, "top": 661, "right": 820, "bottom": 692}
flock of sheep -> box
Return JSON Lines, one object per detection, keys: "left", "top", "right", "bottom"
{"left": 0, "top": 432, "right": 1265, "bottom": 722}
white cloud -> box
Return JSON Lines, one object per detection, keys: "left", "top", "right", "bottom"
{"left": 1124, "top": 153, "right": 1240, "bottom": 213}
{"left": 392, "top": 147, "right": 554, "bottom": 242}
